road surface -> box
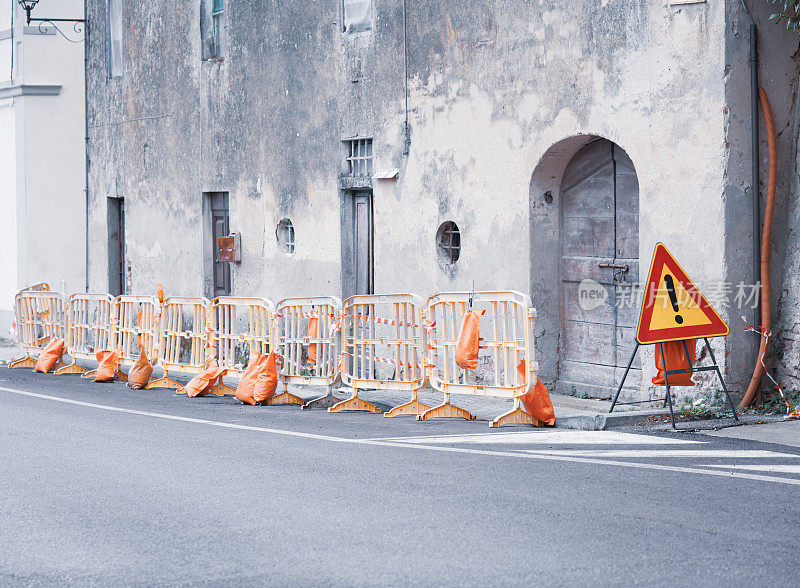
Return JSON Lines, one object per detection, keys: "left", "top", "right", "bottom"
{"left": 1, "top": 367, "right": 798, "bottom": 585}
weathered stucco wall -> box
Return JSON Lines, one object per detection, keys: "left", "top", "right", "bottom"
{"left": 85, "top": 0, "right": 797, "bottom": 399}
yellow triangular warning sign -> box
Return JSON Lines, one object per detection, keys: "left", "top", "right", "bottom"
{"left": 636, "top": 243, "right": 728, "bottom": 344}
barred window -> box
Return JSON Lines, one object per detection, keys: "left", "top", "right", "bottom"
{"left": 344, "top": 138, "right": 373, "bottom": 177}
{"left": 276, "top": 219, "right": 295, "bottom": 254}
{"left": 436, "top": 221, "right": 461, "bottom": 265}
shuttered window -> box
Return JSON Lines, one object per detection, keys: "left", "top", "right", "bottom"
{"left": 107, "top": 0, "right": 123, "bottom": 78}
{"left": 342, "top": 0, "right": 372, "bottom": 33}
{"left": 201, "top": 0, "right": 224, "bottom": 60}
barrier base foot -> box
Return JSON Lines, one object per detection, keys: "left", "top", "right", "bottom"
{"left": 55, "top": 362, "right": 88, "bottom": 376}
{"left": 302, "top": 391, "right": 342, "bottom": 410}
{"left": 384, "top": 399, "right": 432, "bottom": 418}
{"left": 145, "top": 376, "right": 182, "bottom": 390}
{"left": 264, "top": 391, "right": 306, "bottom": 406}
{"left": 83, "top": 369, "right": 127, "bottom": 382}
{"left": 9, "top": 356, "right": 35, "bottom": 369}
{"left": 328, "top": 393, "right": 381, "bottom": 414}
{"left": 54, "top": 361, "right": 69, "bottom": 372}
{"left": 419, "top": 402, "right": 476, "bottom": 421}
{"left": 207, "top": 382, "right": 236, "bottom": 396}
{"left": 491, "top": 406, "right": 541, "bottom": 428}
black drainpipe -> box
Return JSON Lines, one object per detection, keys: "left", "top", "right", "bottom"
{"left": 741, "top": 0, "right": 760, "bottom": 328}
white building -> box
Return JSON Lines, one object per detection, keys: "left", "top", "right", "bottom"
{"left": 0, "top": 0, "right": 86, "bottom": 335}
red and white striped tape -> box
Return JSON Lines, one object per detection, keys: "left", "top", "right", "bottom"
{"left": 743, "top": 316, "right": 799, "bottom": 419}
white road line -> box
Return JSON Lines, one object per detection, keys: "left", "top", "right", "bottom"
{"left": 0, "top": 387, "right": 347, "bottom": 442}
{"left": 520, "top": 449, "right": 798, "bottom": 459}
{"left": 702, "top": 464, "right": 800, "bottom": 474}
{"left": 379, "top": 431, "right": 702, "bottom": 445}
{"left": 3, "top": 386, "right": 800, "bottom": 487}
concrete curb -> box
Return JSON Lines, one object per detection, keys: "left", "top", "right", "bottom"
{"left": 556, "top": 409, "right": 670, "bottom": 430}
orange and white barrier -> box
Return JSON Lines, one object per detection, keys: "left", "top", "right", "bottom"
{"left": 148, "top": 297, "right": 211, "bottom": 390}
{"left": 94, "top": 295, "right": 160, "bottom": 381}
{"left": 55, "top": 293, "right": 115, "bottom": 376}
{"left": 333, "top": 293, "right": 428, "bottom": 415}
{"left": 208, "top": 297, "right": 275, "bottom": 396}
{"left": 275, "top": 296, "right": 342, "bottom": 409}
{"left": 423, "top": 291, "right": 541, "bottom": 427}
{"left": 10, "top": 289, "right": 67, "bottom": 369}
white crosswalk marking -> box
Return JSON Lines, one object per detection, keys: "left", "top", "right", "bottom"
{"left": 520, "top": 449, "right": 797, "bottom": 459}
{"left": 703, "top": 464, "right": 800, "bottom": 474}
{"left": 381, "top": 431, "right": 701, "bottom": 445}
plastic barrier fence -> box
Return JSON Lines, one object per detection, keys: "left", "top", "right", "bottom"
{"left": 147, "top": 297, "right": 211, "bottom": 390}
{"left": 55, "top": 293, "right": 115, "bottom": 376}
{"left": 92, "top": 295, "right": 159, "bottom": 381}
{"left": 10, "top": 290, "right": 67, "bottom": 369}
{"left": 275, "top": 296, "right": 342, "bottom": 409}
{"left": 333, "top": 293, "right": 428, "bottom": 415}
{"left": 208, "top": 297, "right": 275, "bottom": 396}
{"left": 423, "top": 291, "right": 540, "bottom": 426}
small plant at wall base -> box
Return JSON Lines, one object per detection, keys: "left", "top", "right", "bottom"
{"left": 765, "top": 0, "right": 800, "bottom": 32}
{"left": 679, "top": 391, "right": 730, "bottom": 420}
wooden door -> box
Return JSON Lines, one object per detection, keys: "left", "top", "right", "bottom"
{"left": 559, "top": 139, "right": 640, "bottom": 398}
{"left": 353, "top": 191, "right": 373, "bottom": 295}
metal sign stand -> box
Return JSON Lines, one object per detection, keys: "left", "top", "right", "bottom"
{"left": 609, "top": 337, "right": 739, "bottom": 429}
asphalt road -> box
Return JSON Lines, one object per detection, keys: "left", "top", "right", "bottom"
{"left": 1, "top": 367, "right": 799, "bottom": 586}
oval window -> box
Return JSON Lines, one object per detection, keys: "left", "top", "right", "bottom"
{"left": 436, "top": 221, "right": 460, "bottom": 265}
{"left": 276, "top": 218, "right": 295, "bottom": 254}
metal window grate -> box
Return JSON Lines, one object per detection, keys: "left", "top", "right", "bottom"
{"left": 345, "top": 138, "right": 373, "bottom": 177}
{"left": 437, "top": 221, "right": 460, "bottom": 264}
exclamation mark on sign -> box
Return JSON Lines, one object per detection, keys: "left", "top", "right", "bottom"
{"left": 664, "top": 274, "right": 683, "bottom": 324}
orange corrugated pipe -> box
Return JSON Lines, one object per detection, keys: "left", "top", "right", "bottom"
{"left": 740, "top": 88, "right": 777, "bottom": 409}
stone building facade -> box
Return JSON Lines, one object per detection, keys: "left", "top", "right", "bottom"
{"left": 84, "top": 0, "right": 800, "bottom": 401}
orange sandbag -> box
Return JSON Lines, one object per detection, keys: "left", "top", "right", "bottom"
{"left": 307, "top": 317, "right": 320, "bottom": 365}
{"left": 127, "top": 349, "right": 153, "bottom": 389}
{"left": 33, "top": 338, "right": 65, "bottom": 373}
{"left": 455, "top": 310, "right": 484, "bottom": 370}
{"left": 183, "top": 365, "right": 227, "bottom": 397}
{"left": 652, "top": 339, "right": 696, "bottom": 386}
{"left": 93, "top": 349, "right": 121, "bottom": 382}
{"left": 235, "top": 353, "right": 267, "bottom": 405}
{"left": 518, "top": 360, "right": 555, "bottom": 426}
{"left": 254, "top": 352, "right": 279, "bottom": 403}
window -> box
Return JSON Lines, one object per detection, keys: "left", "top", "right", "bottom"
{"left": 107, "top": 0, "right": 123, "bottom": 78}
{"left": 201, "top": 0, "right": 224, "bottom": 59}
{"left": 345, "top": 138, "right": 373, "bottom": 177}
{"left": 276, "top": 219, "right": 295, "bottom": 254}
{"left": 342, "top": 0, "right": 373, "bottom": 33}
{"left": 436, "top": 221, "right": 461, "bottom": 265}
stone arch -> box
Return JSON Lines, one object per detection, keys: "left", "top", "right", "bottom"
{"left": 529, "top": 134, "right": 640, "bottom": 398}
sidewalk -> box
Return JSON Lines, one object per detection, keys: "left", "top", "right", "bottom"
{"left": 297, "top": 386, "right": 664, "bottom": 429}
{"left": 0, "top": 338, "right": 20, "bottom": 364}
{"left": 697, "top": 419, "right": 800, "bottom": 447}
{"left": 0, "top": 338, "right": 662, "bottom": 428}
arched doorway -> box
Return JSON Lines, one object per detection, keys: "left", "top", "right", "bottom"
{"left": 559, "top": 138, "right": 640, "bottom": 398}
